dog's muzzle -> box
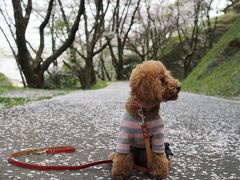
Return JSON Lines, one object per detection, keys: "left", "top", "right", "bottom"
{"left": 176, "top": 85, "right": 181, "bottom": 93}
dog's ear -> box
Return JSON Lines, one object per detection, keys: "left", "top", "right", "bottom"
{"left": 130, "top": 65, "right": 163, "bottom": 102}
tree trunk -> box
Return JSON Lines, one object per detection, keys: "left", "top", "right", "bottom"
{"left": 90, "top": 62, "right": 96, "bottom": 85}
{"left": 77, "top": 58, "right": 96, "bottom": 89}
{"left": 29, "top": 71, "right": 44, "bottom": 88}
{"left": 116, "top": 64, "right": 124, "bottom": 80}
{"left": 183, "top": 56, "right": 192, "bottom": 78}
{"left": 11, "top": 0, "right": 85, "bottom": 88}
{"left": 116, "top": 46, "right": 124, "bottom": 80}
{"left": 183, "top": 63, "right": 189, "bottom": 78}
{"left": 78, "top": 69, "right": 91, "bottom": 89}
{"left": 100, "top": 54, "right": 111, "bottom": 80}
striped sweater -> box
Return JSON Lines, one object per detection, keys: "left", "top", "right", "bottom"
{"left": 116, "top": 111, "right": 165, "bottom": 154}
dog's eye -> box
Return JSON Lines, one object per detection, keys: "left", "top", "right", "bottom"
{"left": 160, "top": 77, "right": 166, "bottom": 84}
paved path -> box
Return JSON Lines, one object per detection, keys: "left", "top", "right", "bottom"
{"left": 0, "top": 82, "right": 239, "bottom": 180}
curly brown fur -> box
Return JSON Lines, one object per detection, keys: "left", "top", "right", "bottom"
{"left": 108, "top": 152, "right": 134, "bottom": 180}
{"left": 125, "top": 60, "right": 179, "bottom": 121}
{"left": 125, "top": 96, "right": 160, "bottom": 120}
{"left": 129, "top": 60, "right": 180, "bottom": 104}
{"left": 110, "top": 60, "right": 180, "bottom": 179}
{"left": 151, "top": 153, "right": 171, "bottom": 179}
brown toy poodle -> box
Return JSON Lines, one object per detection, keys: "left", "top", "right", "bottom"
{"left": 108, "top": 60, "right": 181, "bottom": 179}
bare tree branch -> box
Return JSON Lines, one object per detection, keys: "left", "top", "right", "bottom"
{"left": 122, "top": 0, "right": 141, "bottom": 47}
{"left": 42, "top": 0, "right": 85, "bottom": 71}
{"left": 0, "top": 7, "right": 17, "bottom": 43}
{"left": 0, "top": 26, "right": 17, "bottom": 59}
{"left": 35, "top": 0, "right": 54, "bottom": 63}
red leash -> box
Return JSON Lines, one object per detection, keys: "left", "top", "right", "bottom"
{"left": 7, "top": 108, "right": 152, "bottom": 173}
{"left": 7, "top": 145, "right": 148, "bottom": 173}
{"left": 7, "top": 146, "right": 112, "bottom": 171}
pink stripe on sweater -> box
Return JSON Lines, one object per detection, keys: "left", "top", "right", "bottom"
{"left": 121, "top": 118, "right": 162, "bottom": 129}
{"left": 116, "top": 143, "right": 130, "bottom": 149}
{"left": 151, "top": 139, "right": 164, "bottom": 145}
{"left": 133, "top": 133, "right": 144, "bottom": 138}
{"left": 147, "top": 118, "right": 163, "bottom": 127}
{"left": 118, "top": 131, "right": 130, "bottom": 138}
{"left": 121, "top": 119, "right": 141, "bottom": 129}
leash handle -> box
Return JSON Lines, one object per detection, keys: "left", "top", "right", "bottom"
{"left": 7, "top": 146, "right": 113, "bottom": 171}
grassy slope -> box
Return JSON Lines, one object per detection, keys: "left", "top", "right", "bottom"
{"left": 0, "top": 73, "right": 14, "bottom": 94}
{"left": 183, "top": 15, "right": 240, "bottom": 98}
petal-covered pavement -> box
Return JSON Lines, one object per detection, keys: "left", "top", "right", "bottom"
{"left": 0, "top": 82, "right": 239, "bottom": 179}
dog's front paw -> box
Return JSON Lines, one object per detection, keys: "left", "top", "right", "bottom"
{"left": 112, "top": 174, "right": 128, "bottom": 180}
{"left": 111, "top": 153, "right": 134, "bottom": 179}
{"left": 150, "top": 153, "right": 170, "bottom": 179}
{"left": 112, "top": 162, "right": 130, "bottom": 180}
{"left": 108, "top": 152, "right": 116, "bottom": 160}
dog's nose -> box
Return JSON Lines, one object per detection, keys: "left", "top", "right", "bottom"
{"left": 176, "top": 85, "right": 181, "bottom": 93}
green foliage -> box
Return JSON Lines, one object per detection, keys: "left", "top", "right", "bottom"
{"left": 44, "top": 70, "right": 79, "bottom": 89}
{"left": 0, "top": 73, "right": 27, "bottom": 108}
{"left": 161, "top": 13, "right": 236, "bottom": 80}
{"left": 217, "top": 12, "right": 238, "bottom": 26}
{"left": 0, "top": 73, "right": 16, "bottom": 95}
{"left": 0, "top": 88, "right": 67, "bottom": 109}
{"left": 0, "top": 71, "right": 70, "bottom": 109}
{"left": 0, "top": 97, "right": 30, "bottom": 108}
{"left": 122, "top": 55, "right": 141, "bottom": 80}
{"left": 0, "top": 72, "right": 12, "bottom": 87}
{"left": 90, "top": 80, "right": 108, "bottom": 90}
{"left": 223, "top": 0, "right": 240, "bottom": 13}
{"left": 163, "top": 36, "right": 180, "bottom": 56}
{"left": 36, "top": 96, "right": 53, "bottom": 101}
{"left": 183, "top": 15, "right": 240, "bottom": 98}
{"left": 162, "top": 41, "right": 185, "bottom": 79}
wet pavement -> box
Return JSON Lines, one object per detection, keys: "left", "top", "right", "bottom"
{"left": 0, "top": 82, "right": 240, "bottom": 180}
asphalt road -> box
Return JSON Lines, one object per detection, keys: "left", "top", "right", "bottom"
{"left": 0, "top": 82, "right": 240, "bottom": 180}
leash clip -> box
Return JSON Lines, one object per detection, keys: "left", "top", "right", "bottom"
{"left": 138, "top": 107, "right": 145, "bottom": 125}
{"left": 139, "top": 107, "right": 149, "bottom": 138}
{"left": 34, "top": 149, "right": 47, "bottom": 155}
